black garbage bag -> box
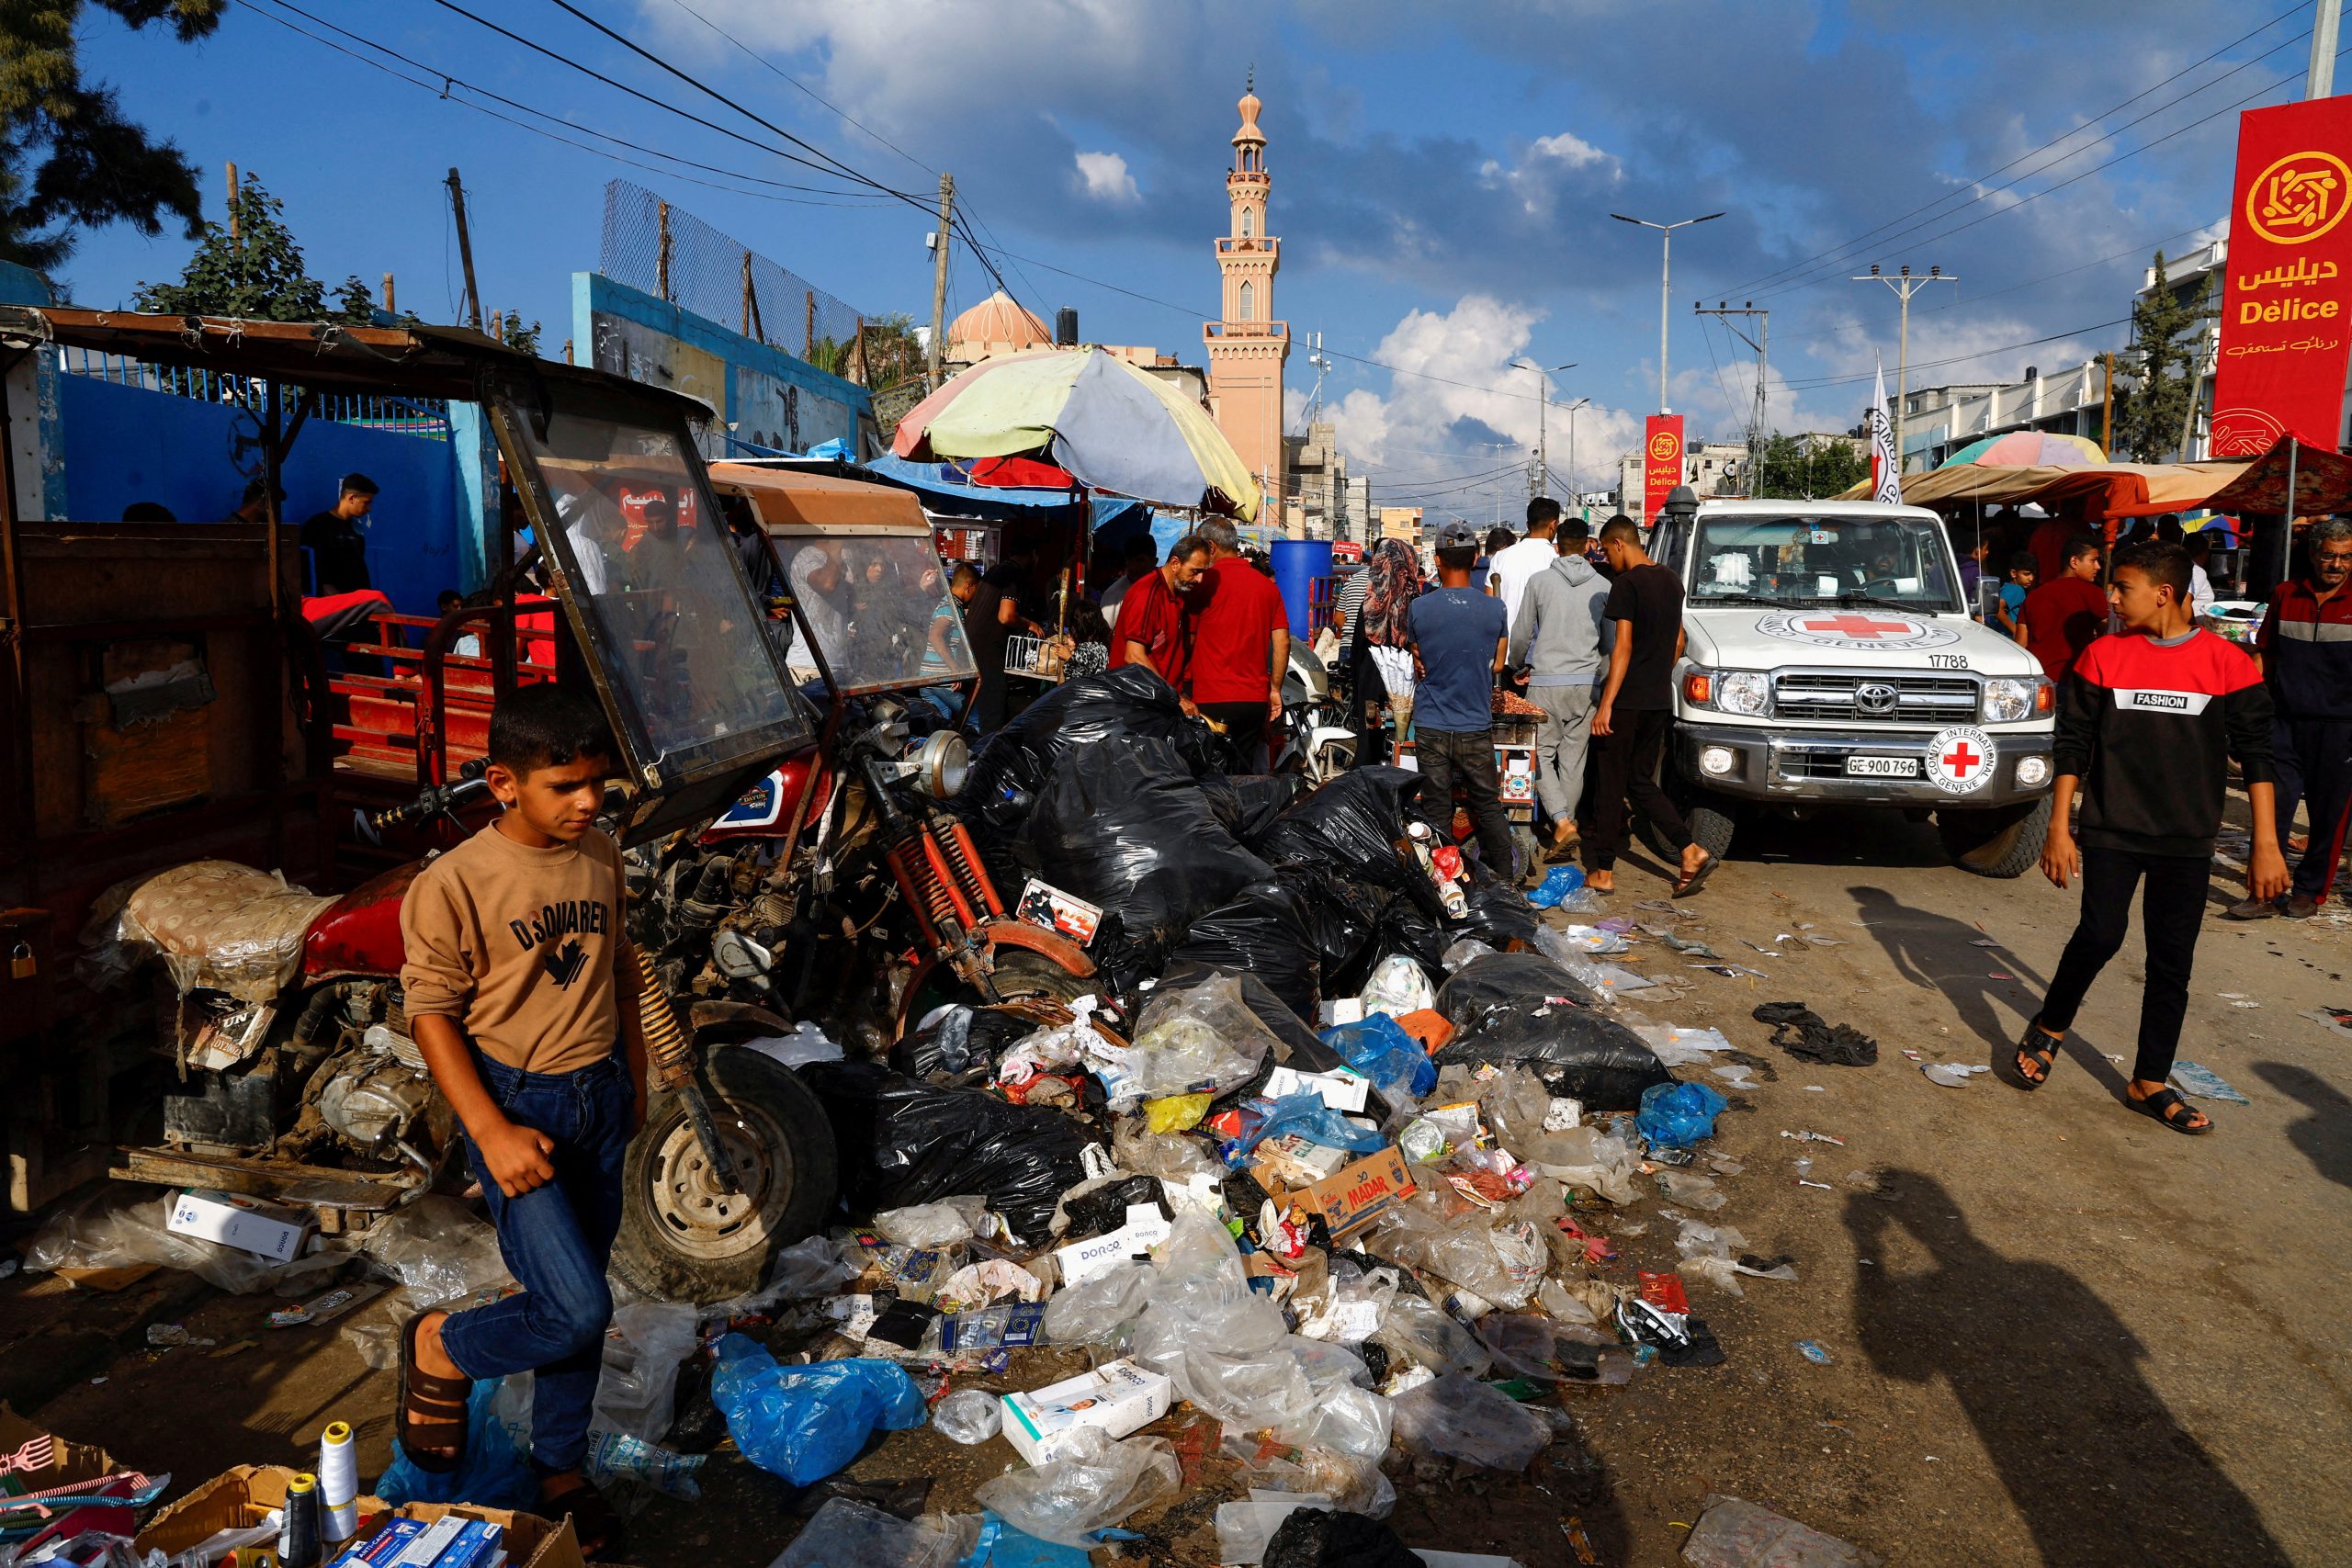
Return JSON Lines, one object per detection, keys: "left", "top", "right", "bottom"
{"left": 1373, "top": 896, "right": 1450, "bottom": 977}
{"left": 1058, "top": 1174, "right": 1171, "bottom": 1241}
{"left": 1432, "top": 953, "right": 1671, "bottom": 1111}
{"left": 1262, "top": 1509, "right": 1421, "bottom": 1568}
{"left": 1196, "top": 773, "right": 1301, "bottom": 848}
{"left": 889, "top": 1004, "right": 1035, "bottom": 1079}
{"left": 1285, "top": 863, "right": 1394, "bottom": 998}
{"left": 1455, "top": 862, "right": 1542, "bottom": 950}
{"left": 1255, "top": 768, "right": 1437, "bottom": 903}
{"left": 799, "top": 1062, "right": 1098, "bottom": 1246}
{"left": 961, "top": 666, "right": 1222, "bottom": 832}
{"left": 1166, "top": 876, "right": 1323, "bottom": 1021}
{"left": 1018, "top": 733, "right": 1270, "bottom": 984}
{"left": 1155, "top": 960, "right": 1341, "bottom": 1073}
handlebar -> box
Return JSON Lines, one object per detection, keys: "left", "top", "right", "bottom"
{"left": 370, "top": 759, "right": 491, "bottom": 832}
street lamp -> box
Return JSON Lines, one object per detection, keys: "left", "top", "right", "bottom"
{"left": 1611, "top": 210, "right": 1723, "bottom": 413}
{"left": 1562, "top": 396, "right": 1590, "bottom": 514}
{"left": 1510, "top": 358, "right": 1576, "bottom": 498}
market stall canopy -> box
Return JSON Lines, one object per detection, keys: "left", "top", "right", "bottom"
{"left": 707, "top": 461, "right": 929, "bottom": 529}
{"left": 2202, "top": 437, "right": 2352, "bottom": 517}
{"left": 1836, "top": 457, "right": 2250, "bottom": 518}
{"left": 892, "top": 346, "right": 1261, "bottom": 521}
{"left": 1937, "top": 431, "right": 2106, "bottom": 468}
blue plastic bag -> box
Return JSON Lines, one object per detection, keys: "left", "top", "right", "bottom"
{"left": 710, "top": 1333, "right": 928, "bottom": 1486}
{"left": 1320, "top": 1013, "right": 1438, "bottom": 1100}
{"left": 1525, "top": 864, "right": 1587, "bottom": 908}
{"left": 1221, "top": 1090, "right": 1388, "bottom": 1166}
{"left": 375, "top": 1379, "right": 539, "bottom": 1511}
{"left": 1635, "top": 1081, "right": 1729, "bottom": 1148}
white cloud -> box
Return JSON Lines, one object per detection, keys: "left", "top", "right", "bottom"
{"left": 1072, "top": 150, "right": 1140, "bottom": 204}
{"left": 1476, "top": 129, "right": 1622, "bottom": 217}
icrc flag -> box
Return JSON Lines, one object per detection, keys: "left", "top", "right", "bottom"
{"left": 1869, "top": 360, "right": 1901, "bottom": 503}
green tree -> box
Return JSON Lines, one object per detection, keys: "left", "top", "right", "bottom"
{"left": 493, "top": 308, "right": 541, "bottom": 356}
{"left": 0, "top": 0, "right": 228, "bottom": 273}
{"left": 2111, "top": 249, "right": 2214, "bottom": 461}
{"left": 130, "top": 175, "right": 373, "bottom": 322}
{"left": 1753, "top": 432, "right": 1869, "bottom": 498}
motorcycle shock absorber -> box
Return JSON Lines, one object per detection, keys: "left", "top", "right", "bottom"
{"left": 932, "top": 814, "right": 1005, "bottom": 919}
{"left": 631, "top": 946, "right": 741, "bottom": 1192}
{"left": 883, "top": 826, "right": 959, "bottom": 950}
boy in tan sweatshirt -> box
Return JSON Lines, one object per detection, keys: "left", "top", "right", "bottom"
{"left": 394, "top": 686, "right": 647, "bottom": 1554}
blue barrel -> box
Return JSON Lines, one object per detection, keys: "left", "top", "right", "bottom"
{"left": 1272, "top": 538, "right": 1334, "bottom": 639}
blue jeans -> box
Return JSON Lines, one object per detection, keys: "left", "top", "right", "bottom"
{"left": 438, "top": 1052, "right": 632, "bottom": 1473}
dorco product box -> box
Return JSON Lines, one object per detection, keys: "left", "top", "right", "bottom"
{"left": 166, "top": 1189, "right": 313, "bottom": 1262}
{"left": 999, "top": 1359, "right": 1173, "bottom": 1464}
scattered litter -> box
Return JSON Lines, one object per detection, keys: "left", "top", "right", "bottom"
{"left": 2168, "top": 1062, "right": 2250, "bottom": 1105}
{"left": 1971, "top": 938, "right": 2000, "bottom": 947}
{"left": 1794, "top": 1179, "right": 1833, "bottom": 1190}
{"left": 2303, "top": 1006, "right": 2352, "bottom": 1038}
{"left": 1794, "top": 1340, "right": 1834, "bottom": 1365}
{"left": 1921, "top": 1063, "right": 1990, "bottom": 1088}
{"left": 1779, "top": 1130, "right": 1845, "bottom": 1145}
{"left": 1753, "top": 1002, "right": 1879, "bottom": 1066}
{"left": 1682, "top": 1494, "right": 1883, "bottom": 1568}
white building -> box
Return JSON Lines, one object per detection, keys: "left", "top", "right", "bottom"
{"left": 1898, "top": 361, "right": 2117, "bottom": 472}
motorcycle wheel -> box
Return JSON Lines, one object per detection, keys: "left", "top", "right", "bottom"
{"left": 610, "top": 1047, "right": 837, "bottom": 1304}
{"left": 986, "top": 948, "right": 1098, "bottom": 1008}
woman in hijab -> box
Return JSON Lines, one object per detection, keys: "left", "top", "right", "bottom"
{"left": 1352, "top": 537, "right": 1422, "bottom": 765}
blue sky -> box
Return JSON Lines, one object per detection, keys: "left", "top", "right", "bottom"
{"left": 63, "top": 0, "right": 2317, "bottom": 510}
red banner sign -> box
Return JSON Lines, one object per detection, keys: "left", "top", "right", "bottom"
{"left": 1642, "top": 414, "right": 1685, "bottom": 523}
{"left": 2211, "top": 97, "right": 2352, "bottom": 457}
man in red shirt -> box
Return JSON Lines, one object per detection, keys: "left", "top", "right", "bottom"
{"left": 2019, "top": 534, "right": 2109, "bottom": 682}
{"left": 1111, "top": 533, "right": 1209, "bottom": 693}
{"left": 1183, "top": 519, "right": 1290, "bottom": 769}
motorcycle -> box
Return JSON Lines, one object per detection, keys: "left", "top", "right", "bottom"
{"left": 1272, "top": 640, "right": 1358, "bottom": 785}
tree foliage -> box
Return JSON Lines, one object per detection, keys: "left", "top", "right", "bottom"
{"left": 0, "top": 0, "right": 227, "bottom": 273}
{"left": 130, "top": 175, "right": 374, "bottom": 323}
{"left": 493, "top": 308, "right": 542, "bottom": 356}
{"left": 2111, "top": 250, "right": 2213, "bottom": 461}
{"left": 1752, "top": 432, "right": 1870, "bottom": 499}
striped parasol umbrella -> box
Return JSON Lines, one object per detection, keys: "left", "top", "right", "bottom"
{"left": 892, "top": 346, "right": 1261, "bottom": 519}
{"left": 1936, "top": 430, "right": 2106, "bottom": 469}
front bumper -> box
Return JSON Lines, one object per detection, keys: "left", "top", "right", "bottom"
{"left": 1673, "top": 721, "right": 2052, "bottom": 808}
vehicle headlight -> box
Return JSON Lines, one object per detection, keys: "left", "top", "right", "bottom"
{"left": 1982, "top": 677, "right": 2035, "bottom": 724}
{"left": 908, "top": 730, "right": 969, "bottom": 798}
{"left": 1717, "top": 671, "right": 1770, "bottom": 717}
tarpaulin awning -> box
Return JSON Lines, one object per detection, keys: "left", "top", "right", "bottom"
{"left": 2203, "top": 438, "right": 2352, "bottom": 517}
{"left": 858, "top": 452, "right": 1149, "bottom": 536}
{"left": 1837, "top": 458, "right": 2251, "bottom": 517}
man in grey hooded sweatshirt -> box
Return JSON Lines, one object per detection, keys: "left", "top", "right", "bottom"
{"left": 1509, "top": 517, "right": 1612, "bottom": 860}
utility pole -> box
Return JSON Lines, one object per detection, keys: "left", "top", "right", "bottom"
{"left": 2312, "top": 0, "right": 2343, "bottom": 97}
{"left": 1850, "top": 265, "right": 1955, "bottom": 479}
{"left": 381, "top": 273, "right": 395, "bottom": 316}
{"left": 927, "top": 172, "right": 956, "bottom": 389}
{"left": 1512, "top": 359, "right": 1577, "bottom": 497}
{"left": 2101, "top": 351, "right": 2115, "bottom": 456}
{"left": 1563, "top": 397, "right": 1589, "bottom": 515}
{"left": 226, "top": 163, "right": 240, "bottom": 243}
{"left": 1695, "top": 302, "right": 1769, "bottom": 495}
{"left": 446, "top": 168, "right": 483, "bottom": 331}
{"left": 1613, "top": 211, "right": 1722, "bottom": 412}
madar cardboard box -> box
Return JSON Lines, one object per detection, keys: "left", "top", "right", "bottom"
{"left": 1250, "top": 1144, "right": 1416, "bottom": 1241}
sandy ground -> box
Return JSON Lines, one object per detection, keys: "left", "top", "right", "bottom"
{"left": 15, "top": 801, "right": 2352, "bottom": 1567}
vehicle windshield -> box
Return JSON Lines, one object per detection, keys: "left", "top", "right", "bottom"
{"left": 776, "top": 532, "right": 978, "bottom": 692}
{"left": 1683, "top": 514, "right": 1962, "bottom": 611}
{"left": 514, "top": 386, "right": 807, "bottom": 768}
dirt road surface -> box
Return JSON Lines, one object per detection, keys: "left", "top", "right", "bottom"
{"left": 15, "top": 805, "right": 2350, "bottom": 1567}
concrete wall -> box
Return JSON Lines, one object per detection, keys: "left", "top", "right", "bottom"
{"left": 56, "top": 371, "right": 469, "bottom": 616}
{"left": 573, "top": 272, "right": 873, "bottom": 459}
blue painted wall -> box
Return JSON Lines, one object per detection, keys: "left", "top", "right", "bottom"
{"left": 57, "top": 372, "right": 469, "bottom": 616}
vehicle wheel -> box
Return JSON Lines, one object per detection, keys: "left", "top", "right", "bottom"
{"left": 611, "top": 1047, "right": 837, "bottom": 1305}
{"left": 1511, "top": 825, "right": 1546, "bottom": 886}
{"left": 987, "top": 948, "right": 1099, "bottom": 1007}
{"left": 1641, "top": 786, "right": 1738, "bottom": 865}
{"left": 1937, "top": 794, "right": 2052, "bottom": 879}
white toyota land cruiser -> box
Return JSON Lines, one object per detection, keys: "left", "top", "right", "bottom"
{"left": 1647, "top": 490, "right": 2057, "bottom": 878}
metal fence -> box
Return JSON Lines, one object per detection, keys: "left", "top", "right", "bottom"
{"left": 599, "top": 178, "right": 886, "bottom": 375}
{"left": 55, "top": 345, "right": 452, "bottom": 438}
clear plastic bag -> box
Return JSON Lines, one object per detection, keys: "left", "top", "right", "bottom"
{"left": 1110, "top": 1117, "right": 1223, "bottom": 1184}
{"left": 1224, "top": 1437, "right": 1396, "bottom": 1518}
{"left": 25, "top": 1187, "right": 343, "bottom": 1296}
{"left": 970, "top": 1427, "right": 1180, "bottom": 1548}
{"left": 1356, "top": 954, "right": 1435, "bottom": 1018}
{"left": 1374, "top": 1293, "right": 1492, "bottom": 1380}
{"left": 874, "top": 1196, "right": 988, "bottom": 1248}
{"left": 356, "top": 1195, "right": 514, "bottom": 1304}
{"left": 1217, "top": 1497, "right": 1330, "bottom": 1564}
{"left": 1042, "top": 1259, "right": 1156, "bottom": 1346}
{"left": 1521, "top": 1122, "right": 1639, "bottom": 1204}
{"left": 1441, "top": 937, "right": 1498, "bottom": 973}
{"left": 594, "top": 1301, "right": 698, "bottom": 1446}
{"left": 931, "top": 1388, "right": 1001, "bottom": 1445}
{"left": 771, "top": 1498, "right": 969, "bottom": 1568}
{"left": 1108, "top": 973, "right": 1280, "bottom": 1102}
{"left": 1363, "top": 1196, "right": 1541, "bottom": 1310}
{"left": 701, "top": 1233, "right": 863, "bottom": 1320}
{"left": 1295, "top": 1258, "right": 1399, "bottom": 1345}
{"left": 1657, "top": 1168, "right": 1727, "bottom": 1211}
{"left": 92, "top": 860, "right": 338, "bottom": 1002}
{"left": 1682, "top": 1495, "right": 1884, "bottom": 1568}
{"left": 1387, "top": 1371, "right": 1551, "bottom": 1472}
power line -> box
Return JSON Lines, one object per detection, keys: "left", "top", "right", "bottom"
{"left": 1732, "top": 5, "right": 2303, "bottom": 295}
{"left": 659, "top": 0, "right": 938, "bottom": 178}
{"left": 1779, "top": 317, "right": 2132, "bottom": 393}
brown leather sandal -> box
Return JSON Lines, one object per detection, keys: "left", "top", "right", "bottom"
{"left": 397, "top": 1313, "right": 471, "bottom": 1473}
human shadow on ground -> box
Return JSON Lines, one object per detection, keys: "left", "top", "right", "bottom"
{"left": 2252, "top": 1061, "right": 2352, "bottom": 1191}
{"left": 1847, "top": 1172, "right": 2292, "bottom": 1566}
{"left": 1846, "top": 886, "right": 2127, "bottom": 1099}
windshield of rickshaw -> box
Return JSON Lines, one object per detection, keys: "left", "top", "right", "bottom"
{"left": 770, "top": 527, "right": 979, "bottom": 692}
{"left": 509, "top": 384, "right": 809, "bottom": 770}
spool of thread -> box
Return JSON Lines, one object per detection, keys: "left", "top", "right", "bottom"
{"left": 279, "top": 1472, "right": 322, "bottom": 1568}
{"left": 317, "top": 1421, "right": 359, "bottom": 1544}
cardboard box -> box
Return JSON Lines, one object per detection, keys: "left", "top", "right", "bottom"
{"left": 166, "top": 1189, "right": 313, "bottom": 1262}
{"left": 1263, "top": 1065, "right": 1371, "bottom": 1113}
{"left": 140, "top": 1473, "right": 581, "bottom": 1568}
{"left": 1053, "top": 1205, "right": 1172, "bottom": 1288}
{"left": 1251, "top": 1145, "right": 1417, "bottom": 1242}
{"left": 999, "top": 1359, "right": 1173, "bottom": 1464}
{"left": 1015, "top": 878, "right": 1103, "bottom": 945}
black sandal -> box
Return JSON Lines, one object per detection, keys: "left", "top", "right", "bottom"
{"left": 397, "top": 1313, "right": 471, "bottom": 1473}
{"left": 2011, "top": 1021, "right": 2062, "bottom": 1089}
{"left": 1671, "top": 852, "right": 1718, "bottom": 899}
{"left": 539, "top": 1472, "right": 624, "bottom": 1560}
{"left": 2134, "top": 1087, "right": 2212, "bottom": 1135}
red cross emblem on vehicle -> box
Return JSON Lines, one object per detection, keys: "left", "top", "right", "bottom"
{"left": 1941, "top": 739, "right": 1982, "bottom": 777}
{"left": 1800, "top": 615, "right": 1915, "bottom": 639}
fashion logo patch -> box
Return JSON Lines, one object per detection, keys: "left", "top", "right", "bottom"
{"left": 540, "top": 938, "right": 589, "bottom": 988}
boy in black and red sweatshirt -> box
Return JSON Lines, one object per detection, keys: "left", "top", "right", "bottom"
{"left": 2012, "top": 540, "right": 2289, "bottom": 1135}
